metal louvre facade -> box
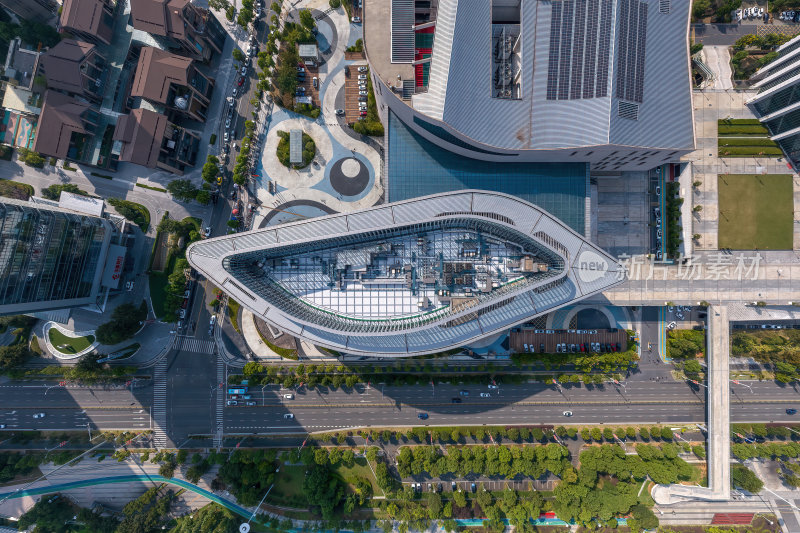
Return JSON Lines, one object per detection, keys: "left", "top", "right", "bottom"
{"left": 188, "top": 191, "right": 623, "bottom": 356}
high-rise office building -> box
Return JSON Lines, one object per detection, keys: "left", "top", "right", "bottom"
{"left": 747, "top": 33, "right": 800, "bottom": 172}
{"left": 0, "top": 197, "right": 123, "bottom": 315}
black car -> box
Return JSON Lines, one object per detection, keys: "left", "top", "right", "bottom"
{"left": 451, "top": 398, "right": 462, "bottom": 403}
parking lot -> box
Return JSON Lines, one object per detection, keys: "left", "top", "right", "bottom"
{"left": 343, "top": 64, "right": 369, "bottom": 124}
{"left": 296, "top": 63, "right": 321, "bottom": 107}
{"left": 509, "top": 329, "right": 628, "bottom": 354}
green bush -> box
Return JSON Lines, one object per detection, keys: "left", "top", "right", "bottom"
{"left": 718, "top": 146, "right": 784, "bottom": 157}
{"left": 41, "top": 183, "right": 89, "bottom": 200}
{"left": 718, "top": 124, "right": 770, "bottom": 136}
{"left": 209, "top": 133, "right": 217, "bottom": 145}
{"left": 108, "top": 198, "right": 150, "bottom": 232}
{"left": 0, "top": 179, "right": 34, "bottom": 200}
{"left": 718, "top": 137, "right": 779, "bottom": 147}
{"left": 276, "top": 130, "right": 316, "bottom": 168}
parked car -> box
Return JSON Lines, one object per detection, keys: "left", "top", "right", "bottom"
{"left": 335, "top": 108, "right": 345, "bottom": 115}
{"left": 352, "top": 16, "right": 361, "bottom": 23}
{"left": 451, "top": 397, "right": 461, "bottom": 403}
{"left": 358, "top": 66, "right": 368, "bottom": 72}
{"left": 204, "top": 226, "right": 212, "bottom": 237}
{"left": 488, "top": 383, "right": 498, "bottom": 389}
{"left": 359, "top": 90, "right": 368, "bottom": 96}
{"left": 245, "top": 401, "right": 256, "bottom": 406}
{"left": 358, "top": 74, "right": 367, "bottom": 80}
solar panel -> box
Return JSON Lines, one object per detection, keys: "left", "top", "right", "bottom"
{"left": 546, "top": 0, "right": 614, "bottom": 101}
{"left": 391, "top": 0, "right": 415, "bottom": 63}
{"left": 557, "top": 0, "right": 574, "bottom": 100}
{"left": 582, "top": 0, "right": 599, "bottom": 98}
{"left": 615, "top": 0, "right": 648, "bottom": 104}
{"left": 546, "top": 2, "right": 562, "bottom": 100}
{"left": 595, "top": 0, "right": 613, "bottom": 97}
{"left": 570, "top": 0, "right": 587, "bottom": 99}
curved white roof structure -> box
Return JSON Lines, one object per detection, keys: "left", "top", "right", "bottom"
{"left": 187, "top": 191, "right": 622, "bottom": 356}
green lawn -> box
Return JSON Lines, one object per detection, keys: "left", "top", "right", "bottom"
{"left": 270, "top": 464, "right": 308, "bottom": 507}
{"left": 48, "top": 328, "right": 95, "bottom": 354}
{"left": 148, "top": 272, "right": 169, "bottom": 320}
{"left": 333, "top": 456, "right": 381, "bottom": 495}
{"left": 718, "top": 174, "right": 793, "bottom": 250}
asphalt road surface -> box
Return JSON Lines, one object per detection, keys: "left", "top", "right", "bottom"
{"left": 223, "top": 381, "right": 800, "bottom": 434}
{"left": 0, "top": 408, "right": 150, "bottom": 431}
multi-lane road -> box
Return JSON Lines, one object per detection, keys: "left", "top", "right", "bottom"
{"left": 0, "top": 381, "right": 151, "bottom": 431}
{"left": 1, "top": 373, "right": 798, "bottom": 435}
{"left": 221, "top": 380, "right": 800, "bottom": 434}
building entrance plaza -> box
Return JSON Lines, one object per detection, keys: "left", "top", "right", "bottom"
{"left": 251, "top": 11, "right": 383, "bottom": 228}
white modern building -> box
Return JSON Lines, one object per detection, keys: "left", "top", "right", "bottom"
{"left": 747, "top": 33, "right": 800, "bottom": 172}
{"left": 187, "top": 191, "right": 622, "bottom": 356}
{"left": 364, "top": 0, "right": 695, "bottom": 171}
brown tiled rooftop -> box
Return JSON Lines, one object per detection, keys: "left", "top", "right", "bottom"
{"left": 130, "top": 46, "right": 191, "bottom": 104}
{"left": 33, "top": 91, "right": 90, "bottom": 159}
{"left": 113, "top": 107, "right": 167, "bottom": 167}
{"left": 60, "top": 0, "right": 113, "bottom": 44}
{"left": 130, "top": 0, "right": 188, "bottom": 39}
{"left": 39, "top": 39, "right": 96, "bottom": 95}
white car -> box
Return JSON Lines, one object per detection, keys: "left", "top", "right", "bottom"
{"left": 562, "top": 411, "right": 573, "bottom": 417}
{"left": 33, "top": 413, "right": 45, "bottom": 419}
{"left": 352, "top": 16, "right": 361, "bottom": 23}
{"left": 210, "top": 315, "right": 217, "bottom": 325}
{"left": 359, "top": 90, "right": 368, "bottom": 96}
{"left": 358, "top": 74, "right": 367, "bottom": 80}
{"left": 232, "top": 88, "right": 238, "bottom": 97}
{"left": 667, "top": 321, "right": 677, "bottom": 330}
{"left": 335, "top": 108, "right": 345, "bottom": 116}
{"left": 224, "top": 131, "right": 230, "bottom": 142}
{"left": 480, "top": 393, "right": 491, "bottom": 398}
{"left": 225, "top": 117, "right": 231, "bottom": 128}
{"left": 487, "top": 384, "right": 498, "bottom": 389}
{"left": 283, "top": 413, "right": 294, "bottom": 419}
{"left": 125, "top": 281, "right": 134, "bottom": 291}
{"left": 357, "top": 66, "right": 368, "bottom": 73}
{"left": 283, "top": 394, "right": 294, "bottom": 399}
{"left": 241, "top": 66, "right": 247, "bottom": 77}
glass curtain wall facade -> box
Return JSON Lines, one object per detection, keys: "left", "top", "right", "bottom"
{"left": 0, "top": 201, "right": 108, "bottom": 311}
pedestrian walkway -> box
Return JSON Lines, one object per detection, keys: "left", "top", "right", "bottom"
{"left": 153, "top": 359, "right": 167, "bottom": 449}
{"left": 173, "top": 336, "right": 216, "bottom": 354}
{"left": 213, "top": 355, "right": 224, "bottom": 449}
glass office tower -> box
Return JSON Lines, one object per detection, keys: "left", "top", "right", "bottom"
{"left": 0, "top": 199, "right": 112, "bottom": 314}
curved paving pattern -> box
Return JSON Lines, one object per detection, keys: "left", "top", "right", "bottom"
{"left": 330, "top": 157, "right": 370, "bottom": 196}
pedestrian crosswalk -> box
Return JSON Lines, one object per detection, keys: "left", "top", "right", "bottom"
{"left": 213, "top": 355, "right": 225, "bottom": 449}
{"left": 172, "top": 336, "right": 216, "bottom": 354}
{"left": 153, "top": 359, "right": 167, "bottom": 449}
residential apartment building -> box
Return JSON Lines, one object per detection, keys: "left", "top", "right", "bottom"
{"left": 130, "top": 0, "right": 226, "bottom": 62}
{"left": 33, "top": 90, "right": 100, "bottom": 163}
{"left": 59, "top": 0, "right": 115, "bottom": 46}
{"left": 129, "top": 46, "right": 213, "bottom": 123}
{"left": 39, "top": 40, "right": 107, "bottom": 104}
{"left": 112, "top": 107, "right": 200, "bottom": 174}
{"left": 747, "top": 33, "right": 800, "bottom": 172}
{"left": 2, "top": 37, "right": 41, "bottom": 91}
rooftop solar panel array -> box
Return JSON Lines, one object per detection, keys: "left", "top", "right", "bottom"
{"left": 546, "top": 0, "right": 614, "bottom": 101}
{"left": 391, "top": 0, "right": 415, "bottom": 62}
{"left": 615, "top": 0, "right": 649, "bottom": 104}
